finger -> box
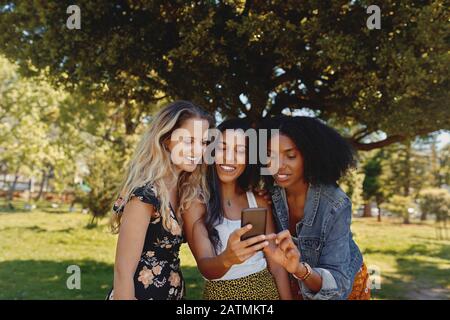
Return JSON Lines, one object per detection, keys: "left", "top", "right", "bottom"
{"left": 238, "top": 252, "right": 257, "bottom": 263}
{"left": 275, "top": 230, "right": 291, "bottom": 244}
{"left": 265, "top": 233, "right": 277, "bottom": 241}
{"left": 279, "top": 237, "right": 295, "bottom": 252}
{"left": 240, "top": 234, "right": 267, "bottom": 248}
{"left": 241, "top": 240, "right": 269, "bottom": 255}
{"left": 285, "top": 248, "right": 299, "bottom": 259}
{"left": 231, "top": 224, "right": 253, "bottom": 240}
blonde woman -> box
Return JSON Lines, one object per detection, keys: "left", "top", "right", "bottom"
{"left": 107, "top": 101, "right": 213, "bottom": 300}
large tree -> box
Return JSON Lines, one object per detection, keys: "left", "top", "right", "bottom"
{"left": 0, "top": 0, "right": 448, "bottom": 149}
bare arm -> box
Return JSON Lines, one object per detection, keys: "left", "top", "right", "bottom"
{"left": 113, "top": 198, "right": 154, "bottom": 300}
{"left": 264, "top": 230, "right": 323, "bottom": 294}
{"left": 185, "top": 201, "right": 270, "bottom": 280}
{"left": 182, "top": 198, "right": 205, "bottom": 249}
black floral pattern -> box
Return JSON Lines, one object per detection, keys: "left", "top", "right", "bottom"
{"left": 107, "top": 183, "right": 185, "bottom": 300}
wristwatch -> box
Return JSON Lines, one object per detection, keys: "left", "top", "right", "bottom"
{"left": 292, "top": 262, "right": 312, "bottom": 281}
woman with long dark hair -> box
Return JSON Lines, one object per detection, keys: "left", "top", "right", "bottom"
{"left": 183, "top": 118, "right": 292, "bottom": 300}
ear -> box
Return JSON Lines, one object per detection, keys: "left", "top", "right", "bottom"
{"left": 162, "top": 138, "right": 171, "bottom": 152}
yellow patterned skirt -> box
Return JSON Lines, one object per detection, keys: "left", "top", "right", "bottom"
{"left": 348, "top": 262, "right": 371, "bottom": 300}
{"left": 203, "top": 268, "right": 280, "bottom": 300}
{"left": 288, "top": 262, "right": 371, "bottom": 300}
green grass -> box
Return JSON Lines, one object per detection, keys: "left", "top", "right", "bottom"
{"left": 0, "top": 200, "right": 448, "bottom": 300}
{"left": 352, "top": 217, "right": 450, "bottom": 299}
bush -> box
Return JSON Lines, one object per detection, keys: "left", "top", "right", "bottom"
{"left": 418, "top": 188, "right": 450, "bottom": 222}
{"left": 77, "top": 146, "right": 123, "bottom": 224}
{"left": 382, "top": 195, "right": 414, "bottom": 224}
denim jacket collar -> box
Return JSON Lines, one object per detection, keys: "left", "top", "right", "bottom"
{"left": 303, "top": 184, "right": 321, "bottom": 227}
{"left": 278, "top": 184, "right": 321, "bottom": 227}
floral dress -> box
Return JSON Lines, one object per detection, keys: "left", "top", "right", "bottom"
{"left": 107, "top": 183, "right": 185, "bottom": 300}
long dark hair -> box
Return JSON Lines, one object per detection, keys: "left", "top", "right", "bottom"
{"left": 261, "top": 115, "right": 356, "bottom": 187}
{"left": 204, "top": 118, "right": 257, "bottom": 254}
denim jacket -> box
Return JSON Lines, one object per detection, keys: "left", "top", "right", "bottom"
{"left": 270, "top": 184, "right": 363, "bottom": 300}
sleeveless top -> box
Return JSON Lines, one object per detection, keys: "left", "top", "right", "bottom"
{"left": 211, "top": 191, "right": 267, "bottom": 281}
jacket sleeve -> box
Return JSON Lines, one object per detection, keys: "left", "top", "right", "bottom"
{"left": 300, "top": 202, "right": 353, "bottom": 300}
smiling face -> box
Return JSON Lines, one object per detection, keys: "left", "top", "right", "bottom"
{"left": 166, "top": 117, "right": 209, "bottom": 173}
{"left": 268, "top": 133, "right": 305, "bottom": 189}
{"left": 214, "top": 129, "right": 247, "bottom": 184}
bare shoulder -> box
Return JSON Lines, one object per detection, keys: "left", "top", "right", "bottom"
{"left": 183, "top": 197, "right": 207, "bottom": 225}
{"left": 192, "top": 216, "right": 208, "bottom": 235}
{"left": 119, "top": 198, "right": 154, "bottom": 234}
{"left": 122, "top": 197, "right": 155, "bottom": 219}
{"left": 254, "top": 193, "right": 271, "bottom": 210}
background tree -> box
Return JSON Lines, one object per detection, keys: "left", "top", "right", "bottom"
{"left": 382, "top": 194, "right": 414, "bottom": 224}
{"left": 362, "top": 150, "right": 384, "bottom": 220}
{"left": 0, "top": 0, "right": 448, "bottom": 151}
{"left": 379, "top": 139, "right": 434, "bottom": 223}
{"left": 0, "top": 56, "right": 69, "bottom": 203}
{"left": 418, "top": 188, "right": 450, "bottom": 239}
{"left": 0, "top": 55, "right": 137, "bottom": 218}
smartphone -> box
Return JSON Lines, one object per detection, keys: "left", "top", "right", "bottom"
{"left": 241, "top": 208, "right": 267, "bottom": 241}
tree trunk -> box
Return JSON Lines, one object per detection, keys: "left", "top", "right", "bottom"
{"left": 377, "top": 203, "right": 382, "bottom": 222}
{"left": 7, "top": 166, "right": 21, "bottom": 201}
{"left": 1, "top": 171, "right": 7, "bottom": 200}
{"left": 403, "top": 212, "right": 410, "bottom": 224}
{"left": 403, "top": 141, "right": 412, "bottom": 224}
{"left": 363, "top": 202, "right": 372, "bottom": 217}
{"left": 28, "top": 178, "right": 33, "bottom": 203}
{"left": 34, "top": 169, "right": 47, "bottom": 201}
{"left": 420, "top": 211, "right": 427, "bottom": 221}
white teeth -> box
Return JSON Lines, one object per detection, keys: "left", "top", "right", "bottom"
{"left": 186, "top": 156, "right": 198, "bottom": 162}
{"left": 277, "top": 174, "right": 288, "bottom": 179}
{"left": 220, "top": 165, "right": 236, "bottom": 172}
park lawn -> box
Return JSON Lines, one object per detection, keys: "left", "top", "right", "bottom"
{"left": 0, "top": 201, "right": 448, "bottom": 300}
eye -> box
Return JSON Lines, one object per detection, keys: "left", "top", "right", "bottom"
{"left": 236, "top": 146, "right": 246, "bottom": 154}
{"left": 287, "top": 154, "right": 296, "bottom": 159}
{"left": 183, "top": 137, "right": 194, "bottom": 144}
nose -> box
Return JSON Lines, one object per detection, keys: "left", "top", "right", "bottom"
{"left": 193, "top": 140, "right": 203, "bottom": 156}
{"left": 278, "top": 155, "right": 288, "bottom": 170}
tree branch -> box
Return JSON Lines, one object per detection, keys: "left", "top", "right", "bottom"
{"left": 349, "top": 128, "right": 436, "bottom": 151}
{"left": 349, "top": 135, "right": 406, "bottom": 151}
{"left": 242, "top": 0, "right": 253, "bottom": 16}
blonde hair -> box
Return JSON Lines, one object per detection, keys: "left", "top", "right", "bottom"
{"left": 111, "top": 101, "right": 213, "bottom": 233}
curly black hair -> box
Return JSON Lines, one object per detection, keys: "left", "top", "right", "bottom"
{"left": 260, "top": 115, "right": 356, "bottom": 186}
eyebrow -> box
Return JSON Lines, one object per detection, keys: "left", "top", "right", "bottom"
{"left": 218, "top": 141, "right": 246, "bottom": 147}
{"left": 268, "top": 147, "right": 296, "bottom": 153}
